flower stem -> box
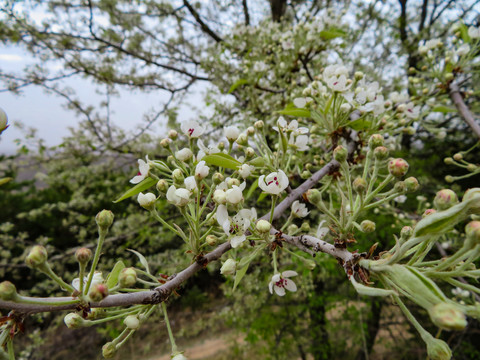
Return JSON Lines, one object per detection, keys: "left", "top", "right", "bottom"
{"left": 162, "top": 302, "right": 178, "bottom": 355}
{"left": 85, "top": 227, "right": 109, "bottom": 294}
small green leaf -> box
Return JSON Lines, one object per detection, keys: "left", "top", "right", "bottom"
{"left": 249, "top": 157, "right": 265, "bottom": 167}
{"left": 228, "top": 79, "right": 249, "bottom": 94}
{"left": 234, "top": 244, "right": 266, "bottom": 291}
{"left": 113, "top": 177, "right": 157, "bottom": 203}
{"left": 106, "top": 261, "right": 125, "bottom": 289}
{"left": 350, "top": 277, "right": 396, "bottom": 297}
{"left": 432, "top": 105, "right": 457, "bottom": 114}
{"left": 458, "top": 23, "right": 471, "bottom": 43}
{"left": 203, "top": 153, "right": 242, "bottom": 170}
{"left": 277, "top": 108, "right": 311, "bottom": 117}
{"left": 127, "top": 249, "right": 150, "bottom": 274}
{"left": 233, "top": 263, "right": 249, "bottom": 291}
{"left": 246, "top": 178, "right": 258, "bottom": 200}
{"left": 319, "top": 28, "right": 347, "bottom": 40}
{"left": 348, "top": 117, "right": 372, "bottom": 131}
{"left": 0, "top": 177, "right": 13, "bottom": 186}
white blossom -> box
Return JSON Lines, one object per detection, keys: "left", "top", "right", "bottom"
{"left": 404, "top": 102, "right": 421, "bottom": 119}
{"left": 225, "top": 126, "right": 240, "bottom": 141}
{"left": 456, "top": 43, "right": 470, "bottom": 56}
{"left": 238, "top": 164, "right": 255, "bottom": 179}
{"left": 394, "top": 195, "right": 407, "bottom": 203}
{"left": 291, "top": 200, "right": 309, "bottom": 218}
{"left": 269, "top": 271, "right": 298, "bottom": 296}
{"left": 323, "top": 65, "right": 351, "bottom": 92}
{"left": 258, "top": 170, "right": 289, "bottom": 195}
{"left": 468, "top": 26, "right": 480, "bottom": 39}
{"left": 289, "top": 134, "right": 309, "bottom": 151}
{"left": 137, "top": 192, "right": 156, "bottom": 209}
{"left": 293, "top": 97, "right": 313, "bottom": 108}
{"left": 166, "top": 185, "right": 191, "bottom": 206}
{"left": 175, "top": 148, "right": 193, "bottom": 161}
{"left": 195, "top": 160, "right": 209, "bottom": 179}
{"left": 216, "top": 205, "right": 256, "bottom": 248}
{"left": 273, "top": 117, "right": 308, "bottom": 136}
{"left": 184, "top": 176, "right": 197, "bottom": 191}
{"left": 316, "top": 220, "right": 330, "bottom": 239}
{"left": 226, "top": 182, "right": 246, "bottom": 204}
{"left": 72, "top": 271, "right": 103, "bottom": 291}
{"left": 130, "top": 156, "right": 150, "bottom": 184}
{"left": 181, "top": 120, "right": 205, "bottom": 138}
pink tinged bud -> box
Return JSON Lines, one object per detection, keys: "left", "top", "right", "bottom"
{"left": 89, "top": 283, "right": 109, "bottom": 302}
{"left": 64, "top": 313, "right": 85, "bottom": 329}
{"left": 388, "top": 158, "right": 409, "bottom": 178}
{"left": 26, "top": 245, "right": 48, "bottom": 268}
{"left": 465, "top": 221, "right": 480, "bottom": 248}
{"left": 422, "top": 209, "right": 437, "bottom": 218}
{"left": 75, "top": 247, "right": 92, "bottom": 264}
{"left": 119, "top": 267, "right": 137, "bottom": 288}
{"left": 434, "top": 189, "right": 458, "bottom": 210}
{"left": 429, "top": 303, "right": 467, "bottom": 331}
{"left": 368, "top": 134, "right": 384, "bottom": 149}
{"left": 0, "top": 281, "right": 17, "bottom": 301}
{"left": 404, "top": 177, "right": 419, "bottom": 192}
{"left": 374, "top": 146, "right": 389, "bottom": 160}
{"left": 95, "top": 209, "right": 114, "bottom": 230}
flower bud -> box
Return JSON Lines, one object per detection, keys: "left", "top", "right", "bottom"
{"left": 434, "top": 189, "right": 458, "bottom": 210}
{"left": 397, "top": 103, "right": 407, "bottom": 112}
{"left": 333, "top": 145, "right": 347, "bottom": 162}
{"left": 172, "top": 353, "right": 188, "bottom": 360}
{"left": 168, "top": 129, "right": 178, "bottom": 140}
{"left": 213, "top": 190, "right": 226, "bottom": 204}
{"left": 466, "top": 163, "right": 477, "bottom": 172}
{"left": 429, "top": 302, "right": 467, "bottom": 331}
{"left": 352, "top": 177, "right": 367, "bottom": 194}
{"left": 400, "top": 226, "right": 413, "bottom": 239}
{"left": 256, "top": 220, "right": 271, "bottom": 233}
{"left": 361, "top": 220, "right": 376, "bottom": 233}
{"left": 388, "top": 158, "right": 409, "bottom": 178}
{"left": 206, "top": 235, "right": 217, "bottom": 246}
{"left": 218, "top": 141, "right": 225, "bottom": 151}
{"left": 354, "top": 71, "right": 364, "bottom": 80}
{"left": 64, "top": 313, "right": 85, "bottom": 329}
{"left": 453, "top": 153, "right": 463, "bottom": 161}
{"left": 160, "top": 138, "right": 172, "bottom": 149}
{"left": 95, "top": 210, "right": 114, "bottom": 230}
{"left": 172, "top": 169, "right": 184, "bottom": 183}
{"left": 301, "top": 170, "right": 312, "bottom": 179}
{"left": 405, "top": 177, "right": 419, "bottom": 192}
{"left": 220, "top": 259, "right": 237, "bottom": 276}
{"left": 300, "top": 222, "right": 310, "bottom": 232}
{"left": 0, "top": 281, "right": 17, "bottom": 301}
{"left": 119, "top": 267, "right": 137, "bottom": 288}
{"left": 374, "top": 146, "right": 389, "bottom": 160}
{"left": 287, "top": 224, "right": 298, "bottom": 234}
{"left": 0, "top": 108, "right": 9, "bottom": 134}
{"left": 462, "top": 187, "right": 480, "bottom": 212}
{"left": 75, "top": 247, "right": 92, "bottom": 264}
{"left": 102, "top": 342, "right": 117, "bottom": 359}
{"left": 246, "top": 126, "right": 255, "bottom": 136}
{"left": 175, "top": 148, "right": 193, "bottom": 161}
{"left": 124, "top": 315, "right": 140, "bottom": 330}
{"left": 394, "top": 181, "right": 406, "bottom": 193}
{"left": 245, "top": 147, "right": 255, "bottom": 159}
{"left": 227, "top": 178, "right": 240, "bottom": 187}
{"left": 445, "top": 175, "right": 454, "bottom": 183}
{"left": 137, "top": 192, "right": 156, "bottom": 211}
{"left": 26, "top": 245, "right": 48, "bottom": 268}
{"left": 212, "top": 172, "right": 224, "bottom": 185}
{"left": 89, "top": 283, "right": 109, "bottom": 302}
{"left": 156, "top": 179, "right": 169, "bottom": 193}
{"left": 368, "top": 134, "right": 384, "bottom": 149}
{"left": 306, "top": 189, "right": 321, "bottom": 204}
{"left": 236, "top": 133, "right": 248, "bottom": 146}
{"left": 254, "top": 120, "right": 264, "bottom": 130}
{"left": 422, "top": 208, "right": 437, "bottom": 217}
{"left": 465, "top": 221, "right": 480, "bottom": 248}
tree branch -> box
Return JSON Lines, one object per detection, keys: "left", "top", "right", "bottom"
{"left": 242, "top": 0, "right": 250, "bottom": 26}
{"left": 449, "top": 82, "right": 480, "bottom": 140}
{"left": 182, "top": 0, "right": 223, "bottom": 43}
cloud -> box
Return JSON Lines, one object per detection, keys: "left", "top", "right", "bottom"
{"left": 0, "top": 54, "right": 24, "bottom": 62}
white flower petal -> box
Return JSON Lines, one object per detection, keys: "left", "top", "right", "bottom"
{"left": 282, "top": 270, "right": 298, "bottom": 278}
{"left": 274, "top": 286, "right": 286, "bottom": 296}
{"left": 284, "top": 279, "right": 297, "bottom": 292}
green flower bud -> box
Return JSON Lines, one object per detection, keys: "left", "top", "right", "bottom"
{"left": 119, "top": 267, "right": 137, "bottom": 288}
{"left": 300, "top": 222, "right": 310, "bottom": 232}
{"left": 388, "top": 158, "right": 409, "bottom": 178}
{"left": 206, "top": 235, "right": 217, "bottom": 246}
{"left": 220, "top": 259, "right": 236, "bottom": 276}
{"left": 444, "top": 157, "right": 454, "bottom": 165}
{"left": 89, "top": 283, "right": 109, "bottom": 302}
{"left": 462, "top": 187, "right": 480, "bottom": 212}
{"left": 0, "top": 281, "right": 17, "bottom": 301}
{"left": 400, "top": 226, "right": 413, "bottom": 239}
{"left": 0, "top": 108, "right": 9, "bottom": 134}
{"left": 368, "top": 134, "right": 384, "bottom": 149}
{"left": 168, "top": 129, "right": 178, "bottom": 140}
{"left": 102, "top": 342, "right": 117, "bottom": 359}
{"left": 75, "top": 247, "right": 92, "bottom": 264}
{"left": 256, "top": 220, "right": 271, "bottom": 233}
{"left": 354, "top": 71, "right": 364, "bottom": 80}
{"left": 434, "top": 189, "right": 458, "bottom": 210}
{"left": 361, "top": 220, "right": 376, "bottom": 233}
{"left": 467, "top": 164, "right": 478, "bottom": 172}
{"left": 405, "top": 177, "right": 419, "bottom": 192}
{"left": 429, "top": 302, "right": 467, "bottom": 331}
{"left": 394, "top": 181, "right": 406, "bottom": 193}
{"left": 301, "top": 170, "right": 312, "bottom": 179}
{"left": 425, "top": 335, "right": 452, "bottom": 360}
{"left": 156, "top": 179, "right": 169, "bottom": 193}
{"left": 172, "top": 169, "right": 184, "bottom": 183}
{"left": 306, "top": 189, "right": 321, "bottom": 205}
{"left": 227, "top": 178, "right": 240, "bottom": 187}
{"left": 236, "top": 133, "right": 248, "bottom": 146}
{"left": 353, "top": 177, "right": 367, "bottom": 194}
{"left": 124, "top": 315, "right": 140, "bottom": 330}
{"left": 218, "top": 141, "right": 225, "bottom": 151}
{"left": 374, "top": 146, "right": 389, "bottom": 160}
{"left": 212, "top": 172, "right": 224, "bottom": 185}
{"left": 160, "top": 138, "right": 172, "bottom": 149}
{"left": 287, "top": 224, "right": 298, "bottom": 234}
{"left": 245, "top": 147, "right": 255, "bottom": 159}
{"left": 305, "top": 259, "right": 316, "bottom": 270}
{"left": 246, "top": 126, "right": 255, "bottom": 136}
{"left": 445, "top": 175, "right": 454, "bottom": 183}
{"left": 64, "top": 313, "right": 85, "bottom": 329}
{"left": 26, "top": 245, "right": 48, "bottom": 268}
{"left": 333, "top": 145, "right": 347, "bottom": 162}
{"left": 453, "top": 153, "right": 463, "bottom": 161}
{"left": 95, "top": 210, "right": 114, "bottom": 230}
{"left": 254, "top": 120, "right": 264, "bottom": 130}
{"left": 465, "top": 221, "right": 480, "bottom": 248}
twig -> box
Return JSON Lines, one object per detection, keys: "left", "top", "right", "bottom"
{"left": 449, "top": 82, "right": 480, "bottom": 140}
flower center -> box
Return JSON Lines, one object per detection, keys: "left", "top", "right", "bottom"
{"left": 267, "top": 176, "right": 279, "bottom": 187}
{"left": 188, "top": 128, "right": 194, "bottom": 136}
{"left": 275, "top": 278, "right": 287, "bottom": 288}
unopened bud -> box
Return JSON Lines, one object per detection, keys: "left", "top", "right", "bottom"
{"left": 227, "top": 178, "right": 240, "bottom": 187}
{"left": 444, "top": 157, "right": 454, "bottom": 165}
{"left": 256, "top": 220, "right": 271, "bottom": 233}
{"left": 400, "top": 226, "right": 413, "bottom": 239}
{"left": 168, "top": 129, "right": 178, "bottom": 140}
{"left": 333, "top": 146, "right": 347, "bottom": 162}
{"left": 368, "top": 134, "right": 384, "bottom": 149}
{"left": 124, "top": 315, "right": 140, "bottom": 330}
{"left": 300, "top": 222, "right": 310, "bottom": 232}
{"left": 89, "top": 283, "right": 109, "bottom": 302}
{"left": 0, "top": 281, "right": 17, "bottom": 301}
{"left": 220, "top": 259, "right": 236, "bottom": 276}
{"left": 429, "top": 302, "right": 467, "bottom": 331}
{"left": 246, "top": 126, "right": 255, "bottom": 136}
{"left": 213, "top": 190, "right": 226, "bottom": 204}
{"left": 445, "top": 73, "right": 454, "bottom": 81}
{"left": 254, "top": 120, "right": 264, "bottom": 130}
{"left": 175, "top": 148, "right": 193, "bottom": 161}
{"left": 361, "top": 220, "right": 376, "bottom": 233}
{"left": 137, "top": 192, "right": 156, "bottom": 211}
{"left": 218, "top": 141, "right": 225, "bottom": 151}
{"left": 467, "top": 164, "right": 477, "bottom": 172}
{"left": 75, "top": 247, "right": 92, "bottom": 264}
{"left": 422, "top": 208, "right": 437, "bottom": 217}
{"left": 374, "top": 146, "right": 389, "bottom": 160}
{"left": 463, "top": 188, "right": 480, "bottom": 212}
{"left": 102, "top": 342, "right": 117, "bottom": 359}
{"left": 206, "top": 235, "right": 217, "bottom": 246}
{"left": 453, "top": 153, "right": 463, "bottom": 161}
{"left": 160, "top": 138, "right": 172, "bottom": 149}
{"left": 26, "top": 245, "right": 48, "bottom": 268}
{"left": 172, "top": 169, "right": 184, "bottom": 183}
{"left": 434, "top": 189, "right": 458, "bottom": 210}
{"left": 405, "top": 177, "right": 419, "bottom": 192}
{"left": 64, "top": 313, "right": 85, "bottom": 329}
{"left": 236, "top": 133, "right": 248, "bottom": 146}
{"left": 119, "top": 267, "right": 137, "bottom": 288}
{"left": 394, "top": 181, "right": 406, "bottom": 193}
{"left": 465, "top": 221, "right": 480, "bottom": 248}
{"left": 212, "top": 172, "right": 224, "bottom": 185}
{"left": 354, "top": 71, "right": 364, "bottom": 80}
{"left": 306, "top": 189, "right": 321, "bottom": 204}
{"left": 301, "top": 170, "right": 312, "bottom": 179}
{"left": 287, "top": 224, "right": 298, "bottom": 234}
{"left": 156, "top": 179, "right": 169, "bottom": 193}
{"left": 305, "top": 259, "right": 316, "bottom": 270}
{"left": 445, "top": 175, "right": 454, "bottom": 183}
{"left": 245, "top": 147, "right": 255, "bottom": 159}
{"left": 388, "top": 158, "right": 409, "bottom": 178}
{"left": 0, "top": 108, "right": 8, "bottom": 134}
{"left": 353, "top": 177, "right": 367, "bottom": 193}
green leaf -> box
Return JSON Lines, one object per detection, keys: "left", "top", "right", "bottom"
{"left": 203, "top": 153, "right": 242, "bottom": 170}
{"left": 246, "top": 178, "right": 258, "bottom": 200}
{"left": 127, "top": 249, "right": 150, "bottom": 274}
{"left": 113, "top": 177, "right": 157, "bottom": 203}
{"left": 233, "top": 263, "right": 249, "bottom": 291}
{"left": 432, "top": 105, "right": 457, "bottom": 114}
{"left": 348, "top": 117, "right": 372, "bottom": 131}
{"left": 249, "top": 157, "right": 264, "bottom": 167}
{"left": 350, "top": 277, "right": 395, "bottom": 297}
{"left": 257, "top": 191, "right": 269, "bottom": 203}
{"left": 458, "top": 23, "right": 471, "bottom": 43}
{"left": 227, "top": 79, "right": 249, "bottom": 94}
{"left": 0, "top": 177, "right": 13, "bottom": 186}
{"left": 234, "top": 244, "right": 266, "bottom": 291}
{"left": 319, "top": 28, "right": 347, "bottom": 40}
{"left": 277, "top": 108, "right": 311, "bottom": 117}
{"left": 106, "top": 261, "right": 125, "bottom": 289}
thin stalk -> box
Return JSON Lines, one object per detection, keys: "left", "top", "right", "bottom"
{"left": 85, "top": 228, "right": 108, "bottom": 294}
{"left": 162, "top": 302, "right": 178, "bottom": 355}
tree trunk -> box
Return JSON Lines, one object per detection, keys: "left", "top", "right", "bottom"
{"left": 269, "top": 0, "right": 287, "bottom": 22}
{"left": 309, "top": 279, "right": 331, "bottom": 360}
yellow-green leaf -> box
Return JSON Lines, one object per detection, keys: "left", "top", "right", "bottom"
{"left": 228, "top": 79, "right": 249, "bottom": 94}
{"left": 113, "top": 177, "right": 157, "bottom": 203}
{"left": 277, "top": 108, "right": 311, "bottom": 117}
{"left": 203, "top": 153, "right": 242, "bottom": 170}
{"left": 106, "top": 261, "right": 125, "bottom": 289}
{"left": 432, "top": 105, "right": 457, "bottom": 114}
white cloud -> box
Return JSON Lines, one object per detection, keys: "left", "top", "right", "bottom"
{"left": 0, "top": 54, "right": 24, "bottom": 62}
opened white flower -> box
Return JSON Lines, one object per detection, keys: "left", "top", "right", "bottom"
{"left": 456, "top": 43, "right": 470, "bottom": 56}
{"left": 259, "top": 170, "right": 289, "bottom": 195}
{"left": 216, "top": 204, "right": 256, "bottom": 248}
{"left": 184, "top": 176, "right": 197, "bottom": 192}
{"left": 197, "top": 139, "right": 220, "bottom": 161}
{"left": 130, "top": 156, "right": 150, "bottom": 184}
{"left": 394, "top": 195, "right": 407, "bottom": 203}
{"left": 237, "top": 164, "right": 255, "bottom": 179}
{"left": 181, "top": 120, "right": 205, "bottom": 138}
{"left": 166, "top": 185, "right": 191, "bottom": 206}
{"left": 175, "top": 148, "right": 193, "bottom": 161}
{"left": 195, "top": 160, "right": 209, "bottom": 179}
{"left": 403, "top": 102, "right": 421, "bottom": 119}
{"left": 72, "top": 271, "right": 103, "bottom": 292}
{"left": 293, "top": 97, "right": 312, "bottom": 108}
{"left": 226, "top": 182, "right": 246, "bottom": 204}
{"left": 289, "top": 134, "right": 309, "bottom": 151}
{"left": 316, "top": 220, "right": 330, "bottom": 239}
{"left": 291, "top": 200, "right": 309, "bottom": 218}
{"left": 269, "top": 271, "right": 298, "bottom": 296}
{"left": 138, "top": 192, "right": 156, "bottom": 209}
{"left": 273, "top": 117, "right": 308, "bottom": 136}
{"left": 225, "top": 126, "right": 240, "bottom": 141}
{"left": 468, "top": 26, "right": 480, "bottom": 39}
{"left": 323, "top": 65, "right": 351, "bottom": 92}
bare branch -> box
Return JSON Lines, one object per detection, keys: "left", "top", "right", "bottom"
{"left": 182, "top": 0, "right": 223, "bottom": 43}
{"left": 449, "top": 82, "right": 480, "bottom": 140}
